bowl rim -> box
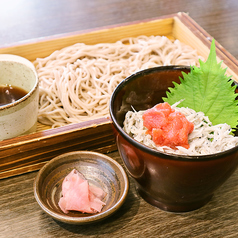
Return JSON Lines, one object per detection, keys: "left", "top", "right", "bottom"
{"left": 0, "top": 54, "right": 39, "bottom": 110}
{"left": 109, "top": 65, "right": 238, "bottom": 161}
{"left": 33, "top": 151, "right": 129, "bottom": 225}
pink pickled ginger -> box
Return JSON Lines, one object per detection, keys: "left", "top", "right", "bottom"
{"left": 58, "top": 169, "right": 106, "bottom": 214}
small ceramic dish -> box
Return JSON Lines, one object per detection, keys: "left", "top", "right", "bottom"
{"left": 33, "top": 151, "right": 129, "bottom": 225}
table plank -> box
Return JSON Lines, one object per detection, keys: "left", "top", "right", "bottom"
{"left": 1, "top": 151, "right": 238, "bottom": 238}
{"left": 1, "top": 0, "right": 238, "bottom": 237}
{"left": 1, "top": 0, "right": 238, "bottom": 60}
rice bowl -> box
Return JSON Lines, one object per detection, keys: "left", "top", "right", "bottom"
{"left": 109, "top": 65, "right": 238, "bottom": 212}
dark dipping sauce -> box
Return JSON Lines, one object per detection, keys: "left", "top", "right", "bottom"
{"left": 0, "top": 85, "right": 28, "bottom": 106}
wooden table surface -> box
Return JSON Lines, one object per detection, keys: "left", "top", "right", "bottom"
{"left": 1, "top": 0, "right": 238, "bottom": 237}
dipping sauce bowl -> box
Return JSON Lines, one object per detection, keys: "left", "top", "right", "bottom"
{"left": 0, "top": 54, "right": 39, "bottom": 140}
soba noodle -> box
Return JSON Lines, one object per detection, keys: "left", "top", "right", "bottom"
{"left": 34, "top": 35, "right": 202, "bottom": 127}
{"left": 123, "top": 102, "right": 238, "bottom": 155}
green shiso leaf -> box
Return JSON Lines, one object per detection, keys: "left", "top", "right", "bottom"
{"left": 163, "top": 39, "right": 238, "bottom": 129}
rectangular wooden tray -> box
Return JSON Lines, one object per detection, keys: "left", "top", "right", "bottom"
{"left": 1, "top": 12, "right": 238, "bottom": 179}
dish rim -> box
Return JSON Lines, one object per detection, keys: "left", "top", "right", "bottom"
{"left": 33, "top": 150, "right": 129, "bottom": 224}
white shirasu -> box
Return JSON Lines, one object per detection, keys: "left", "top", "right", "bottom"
{"left": 123, "top": 103, "right": 238, "bottom": 156}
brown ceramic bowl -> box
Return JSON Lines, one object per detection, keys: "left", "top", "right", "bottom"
{"left": 109, "top": 66, "right": 238, "bottom": 212}
{"left": 33, "top": 151, "right": 129, "bottom": 224}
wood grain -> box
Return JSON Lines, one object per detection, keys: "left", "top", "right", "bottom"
{"left": 0, "top": 118, "right": 117, "bottom": 179}
{"left": 1, "top": 12, "right": 238, "bottom": 180}
{"left": 0, "top": 0, "right": 238, "bottom": 237}
{"left": 1, "top": 151, "right": 238, "bottom": 238}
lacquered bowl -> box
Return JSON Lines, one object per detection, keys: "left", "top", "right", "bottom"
{"left": 34, "top": 151, "right": 129, "bottom": 224}
{"left": 109, "top": 66, "right": 238, "bottom": 212}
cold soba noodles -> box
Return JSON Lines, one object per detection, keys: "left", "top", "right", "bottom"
{"left": 34, "top": 35, "right": 202, "bottom": 128}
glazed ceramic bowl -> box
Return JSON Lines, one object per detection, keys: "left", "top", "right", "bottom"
{"left": 0, "top": 54, "right": 39, "bottom": 140}
{"left": 109, "top": 66, "right": 238, "bottom": 212}
{"left": 34, "top": 151, "right": 129, "bottom": 225}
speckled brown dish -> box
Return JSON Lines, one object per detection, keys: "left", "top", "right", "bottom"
{"left": 33, "top": 151, "right": 129, "bottom": 225}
